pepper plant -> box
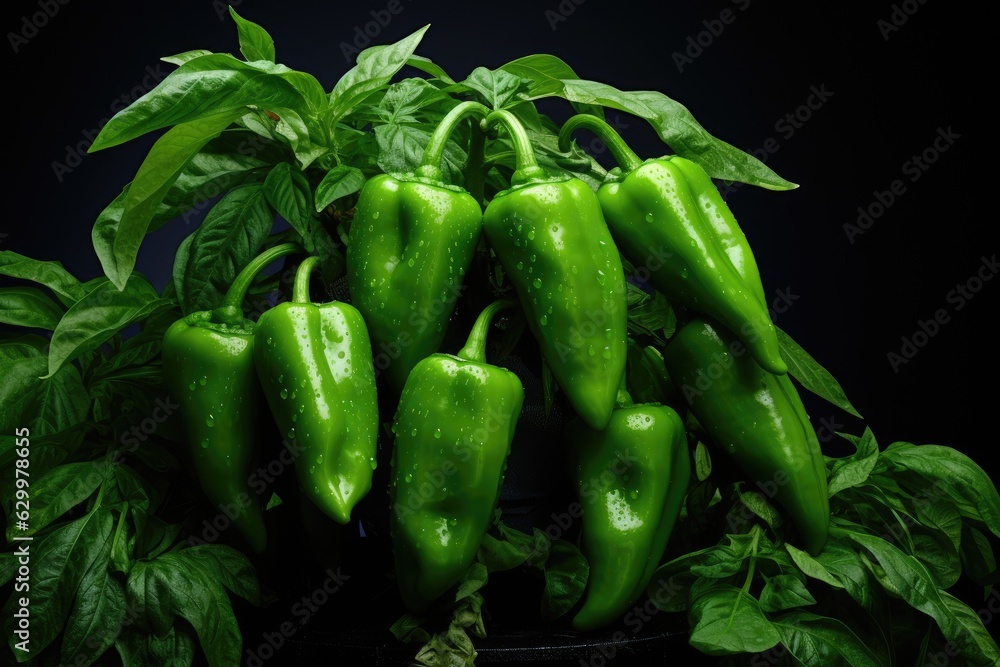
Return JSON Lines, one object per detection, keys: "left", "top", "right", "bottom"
{"left": 2, "top": 8, "right": 998, "bottom": 667}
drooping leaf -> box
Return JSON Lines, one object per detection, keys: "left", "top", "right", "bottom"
{"left": 93, "top": 112, "right": 243, "bottom": 289}
{"left": 0, "top": 287, "right": 65, "bottom": 330}
{"left": 0, "top": 251, "right": 86, "bottom": 306}
{"left": 45, "top": 275, "right": 171, "bottom": 377}
{"left": 778, "top": 326, "right": 862, "bottom": 418}
{"left": 90, "top": 56, "right": 325, "bottom": 151}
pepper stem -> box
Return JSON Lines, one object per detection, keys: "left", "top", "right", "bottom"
{"left": 615, "top": 377, "right": 634, "bottom": 408}
{"left": 417, "top": 101, "right": 490, "bottom": 182}
{"left": 557, "top": 114, "right": 643, "bottom": 173}
{"left": 483, "top": 110, "right": 544, "bottom": 185}
{"left": 214, "top": 242, "right": 301, "bottom": 325}
{"left": 292, "top": 256, "right": 320, "bottom": 303}
{"left": 457, "top": 299, "right": 516, "bottom": 363}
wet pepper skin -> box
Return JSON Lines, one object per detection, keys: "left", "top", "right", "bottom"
{"left": 347, "top": 173, "right": 483, "bottom": 394}
{"left": 162, "top": 314, "right": 267, "bottom": 553}
{"left": 567, "top": 401, "right": 690, "bottom": 631}
{"left": 663, "top": 317, "right": 829, "bottom": 556}
{"left": 389, "top": 300, "right": 524, "bottom": 612}
{"left": 254, "top": 257, "right": 379, "bottom": 525}
{"left": 483, "top": 175, "right": 627, "bottom": 432}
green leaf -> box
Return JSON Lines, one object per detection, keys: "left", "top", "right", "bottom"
{"left": 477, "top": 533, "right": 529, "bottom": 573}
{"left": 46, "top": 276, "right": 171, "bottom": 377}
{"left": 117, "top": 625, "right": 196, "bottom": 667}
{"left": 773, "top": 611, "right": 885, "bottom": 666}
{"left": 179, "top": 545, "right": 261, "bottom": 605}
{"left": 827, "top": 427, "right": 879, "bottom": 496}
{"left": 880, "top": 443, "right": 1000, "bottom": 537}
{"left": 498, "top": 54, "right": 602, "bottom": 117}
{"left": 229, "top": 7, "right": 275, "bottom": 62}
{"left": 845, "top": 528, "right": 1000, "bottom": 664}
{"left": 812, "top": 542, "right": 872, "bottom": 610}
{"left": 777, "top": 327, "right": 862, "bottom": 418}
{"left": 375, "top": 122, "right": 466, "bottom": 182}
{"left": 173, "top": 184, "right": 274, "bottom": 314}
{"left": 7, "top": 461, "right": 109, "bottom": 539}
{"left": 549, "top": 81, "right": 796, "bottom": 190}
{"left": 687, "top": 580, "right": 781, "bottom": 655}
{"left": 328, "top": 25, "right": 430, "bottom": 122}
{"left": 263, "top": 163, "right": 313, "bottom": 237}
{"left": 0, "top": 251, "right": 85, "bottom": 306}
{"left": 759, "top": 574, "right": 816, "bottom": 612}
{"left": 61, "top": 523, "right": 125, "bottom": 667}
{"left": 459, "top": 67, "right": 527, "bottom": 110}
{"left": 0, "top": 287, "right": 65, "bottom": 330}
{"left": 314, "top": 164, "right": 366, "bottom": 211}
{"left": 129, "top": 552, "right": 243, "bottom": 667}
{"left": 960, "top": 525, "right": 997, "bottom": 584}
{"left": 0, "top": 341, "right": 88, "bottom": 437}
{"left": 539, "top": 540, "right": 589, "bottom": 621}
{"left": 736, "top": 486, "right": 783, "bottom": 530}
{"left": 162, "top": 49, "right": 214, "bottom": 66}
{"left": 94, "top": 112, "right": 242, "bottom": 289}
{"left": 405, "top": 55, "right": 455, "bottom": 84}
{"left": 785, "top": 544, "right": 844, "bottom": 590}
{"left": 3, "top": 509, "right": 114, "bottom": 658}
{"left": 90, "top": 55, "right": 325, "bottom": 152}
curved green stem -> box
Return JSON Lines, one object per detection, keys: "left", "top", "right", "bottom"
{"left": 214, "top": 242, "right": 302, "bottom": 325}
{"left": 417, "top": 101, "right": 490, "bottom": 182}
{"left": 457, "top": 299, "right": 516, "bottom": 363}
{"left": 293, "top": 256, "right": 320, "bottom": 303}
{"left": 483, "top": 110, "right": 543, "bottom": 185}
{"left": 557, "top": 114, "right": 643, "bottom": 173}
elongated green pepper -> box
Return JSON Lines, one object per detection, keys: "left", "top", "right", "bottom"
{"left": 567, "top": 391, "right": 690, "bottom": 631}
{"left": 483, "top": 110, "right": 627, "bottom": 431}
{"left": 253, "top": 256, "right": 379, "bottom": 524}
{"left": 662, "top": 317, "right": 829, "bottom": 555}
{"left": 390, "top": 299, "right": 524, "bottom": 612}
{"left": 162, "top": 243, "right": 302, "bottom": 553}
{"left": 558, "top": 115, "right": 785, "bottom": 375}
{"left": 347, "top": 101, "right": 487, "bottom": 393}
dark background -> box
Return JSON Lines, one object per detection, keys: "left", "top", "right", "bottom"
{"left": 2, "top": 0, "right": 995, "bottom": 663}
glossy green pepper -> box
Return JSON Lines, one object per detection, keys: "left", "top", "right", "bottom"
{"left": 558, "top": 115, "right": 785, "bottom": 375}
{"left": 390, "top": 299, "right": 524, "bottom": 612}
{"left": 566, "top": 391, "right": 690, "bottom": 631}
{"left": 482, "top": 110, "right": 627, "bottom": 431}
{"left": 253, "top": 256, "right": 379, "bottom": 524}
{"left": 347, "top": 101, "right": 487, "bottom": 393}
{"left": 662, "top": 316, "right": 829, "bottom": 555}
{"left": 162, "top": 243, "right": 301, "bottom": 553}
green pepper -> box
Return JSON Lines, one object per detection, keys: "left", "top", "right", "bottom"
{"left": 662, "top": 316, "right": 829, "bottom": 555}
{"left": 389, "top": 299, "right": 524, "bottom": 612}
{"left": 566, "top": 390, "right": 690, "bottom": 631}
{"left": 558, "top": 115, "right": 785, "bottom": 375}
{"left": 482, "top": 110, "right": 627, "bottom": 431}
{"left": 346, "top": 101, "right": 487, "bottom": 393}
{"left": 162, "top": 242, "right": 301, "bottom": 553}
{"left": 253, "top": 256, "right": 379, "bottom": 525}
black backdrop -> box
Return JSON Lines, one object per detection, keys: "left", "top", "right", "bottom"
{"left": 2, "top": 0, "right": 995, "bottom": 663}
